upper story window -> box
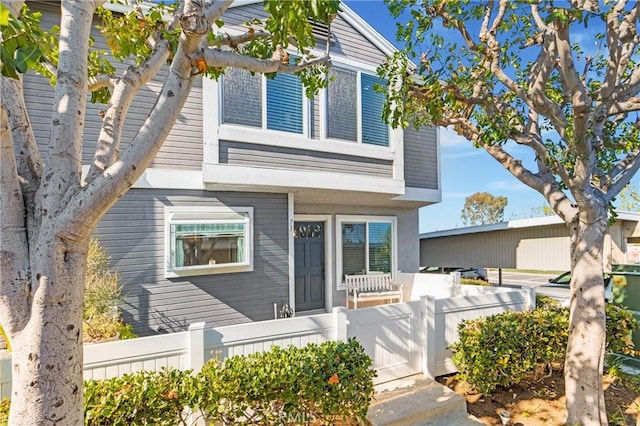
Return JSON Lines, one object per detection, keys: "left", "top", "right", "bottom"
{"left": 220, "top": 64, "right": 389, "bottom": 147}
{"left": 221, "top": 68, "right": 304, "bottom": 134}
{"left": 327, "top": 69, "right": 388, "bottom": 146}
{"left": 165, "top": 206, "right": 253, "bottom": 277}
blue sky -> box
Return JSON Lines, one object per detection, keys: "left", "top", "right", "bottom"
{"left": 344, "top": 0, "right": 549, "bottom": 233}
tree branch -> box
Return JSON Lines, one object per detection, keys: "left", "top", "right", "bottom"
{"left": 0, "top": 103, "right": 32, "bottom": 333}
{"left": 87, "top": 74, "right": 116, "bottom": 92}
{"left": 603, "top": 150, "right": 640, "bottom": 202}
{"left": 40, "top": 0, "right": 97, "bottom": 233}
{"left": 210, "top": 29, "right": 271, "bottom": 47}
{"left": 1, "top": 0, "right": 24, "bottom": 17}
{"left": 84, "top": 39, "right": 171, "bottom": 186}
{"left": 202, "top": 48, "right": 331, "bottom": 74}
{"left": 0, "top": 76, "right": 43, "bottom": 251}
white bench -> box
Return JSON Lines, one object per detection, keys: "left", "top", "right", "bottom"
{"left": 345, "top": 273, "right": 403, "bottom": 309}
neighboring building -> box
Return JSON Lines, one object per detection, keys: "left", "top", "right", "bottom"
{"left": 420, "top": 212, "right": 640, "bottom": 272}
{"left": 23, "top": 2, "right": 440, "bottom": 335}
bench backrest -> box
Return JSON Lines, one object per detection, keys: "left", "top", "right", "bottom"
{"left": 345, "top": 274, "right": 394, "bottom": 292}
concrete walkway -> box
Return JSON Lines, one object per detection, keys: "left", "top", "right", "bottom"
{"left": 366, "top": 375, "right": 485, "bottom": 426}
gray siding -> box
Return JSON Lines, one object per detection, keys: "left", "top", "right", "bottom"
{"left": 219, "top": 141, "right": 393, "bottom": 178}
{"left": 223, "top": 5, "right": 387, "bottom": 66}
{"left": 95, "top": 189, "right": 289, "bottom": 335}
{"left": 24, "top": 3, "right": 203, "bottom": 171}
{"left": 404, "top": 127, "right": 438, "bottom": 189}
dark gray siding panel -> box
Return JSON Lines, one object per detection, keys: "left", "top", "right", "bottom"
{"left": 95, "top": 189, "right": 289, "bottom": 335}
{"left": 219, "top": 141, "right": 393, "bottom": 178}
{"left": 24, "top": 3, "right": 203, "bottom": 171}
{"left": 403, "top": 127, "right": 438, "bottom": 189}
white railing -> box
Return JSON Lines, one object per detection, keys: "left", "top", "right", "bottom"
{"left": 0, "top": 274, "right": 534, "bottom": 399}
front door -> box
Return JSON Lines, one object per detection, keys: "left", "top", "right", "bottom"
{"left": 294, "top": 222, "right": 325, "bottom": 311}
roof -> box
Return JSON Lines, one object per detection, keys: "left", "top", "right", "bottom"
{"left": 420, "top": 211, "right": 640, "bottom": 239}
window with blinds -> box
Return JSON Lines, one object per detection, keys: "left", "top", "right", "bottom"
{"left": 340, "top": 219, "right": 393, "bottom": 281}
{"left": 326, "top": 68, "right": 389, "bottom": 146}
{"left": 361, "top": 74, "right": 388, "bottom": 146}
{"left": 165, "top": 207, "right": 253, "bottom": 277}
{"left": 266, "top": 73, "right": 303, "bottom": 134}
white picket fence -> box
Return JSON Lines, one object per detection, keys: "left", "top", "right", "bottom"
{"left": 0, "top": 275, "right": 534, "bottom": 400}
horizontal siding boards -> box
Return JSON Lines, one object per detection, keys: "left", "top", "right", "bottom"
{"left": 329, "top": 15, "right": 387, "bottom": 66}
{"left": 24, "top": 3, "right": 202, "bottom": 171}
{"left": 219, "top": 141, "right": 393, "bottom": 178}
{"left": 95, "top": 189, "right": 289, "bottom": 336}
{"left": 403, "top": 126, "right": 438, "bottom": 189}
{"left": 420, "top": 224, "right": 571, "bottom": 270}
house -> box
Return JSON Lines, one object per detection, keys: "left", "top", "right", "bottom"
{"left": 419, "top": 212, "right": 640, "bottom": 272}
{"left": 22, "top": 1, "right": 440, "bottom": 336}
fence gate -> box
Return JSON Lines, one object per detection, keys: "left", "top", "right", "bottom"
{"left": 346, "top": 301, "right": 423, "bottom": 384}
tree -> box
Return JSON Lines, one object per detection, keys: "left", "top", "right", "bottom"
{"left": 381, "top": 1, "right": 640, "bottom": 424}
{"left": 616, "top": 182, "right": 640, "bottom": 211}
{"left": 0, "top": 1, "right": 339, "bottom": 424}
{"left": 460, "top": 191, "right": 507, "bottom": 226}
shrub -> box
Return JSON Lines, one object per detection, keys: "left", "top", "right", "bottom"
{"left": 196, "top": 338, "right": 376, "bottom": 424}
{"left": 0, "top": 398, "right": 8, "bottom": 426}
{"left": 451, "top": 304, "right": 638, "bottom": 395}
{"left": 83, "top": 238, "right": 137, "bottom": 342}
{"left": 84, "top": 368, "right": 196, "bottom": 426}
{"left": 461, "top": 278, "right": 490, "bottom": 286}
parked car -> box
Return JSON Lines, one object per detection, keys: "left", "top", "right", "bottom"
{"left": 537, "top": 271, "right": 613, "bottom": 302}
{"left": 420, "top": 266, "right": 488, "bottom": 282}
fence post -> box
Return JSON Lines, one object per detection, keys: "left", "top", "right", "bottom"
{"left": 421, "top": 295, "right": 436, "bottom": 379}
{"left": 334, "top": 307, "right": 348, "bottom": 342}
{"left": 189, "top": 322, "right": 206, "bottom": 373}
{"left": 525, "top": 286, "right": 536, "bottom": 310}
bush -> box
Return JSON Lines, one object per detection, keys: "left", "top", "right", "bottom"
{"left": 461, "top": 278, "right": 491, "bottom": 286}
{"left": 84, "top": 368, "right": 196, "bottom": 425}
{"left": 0, "top": 398, "right": 8, "bottom": 426}
{"left": 197, "top": 338, "right": 376, "bottom": 424}
{"left": 451, "top": 305, "right": 638, "bottom": 395}
{"left": 83, "top": 238, "right": 137, "bottom": 342}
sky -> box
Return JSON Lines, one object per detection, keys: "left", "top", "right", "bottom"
{"left": 343, "top": 0, "right": 573, "bottom": 233}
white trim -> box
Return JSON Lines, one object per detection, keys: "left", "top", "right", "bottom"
{"left": 132, "top": 169, "right": 204, "bottom": 190}
{"left": 392, "top": 128, "right": 404, "bottom": 180}
{"left": 294, "top": 214, "right": 334, "bottom": 312}
{"left": 218, "top": 125, "right": 394, "bottom": 160}
{"left": 203, "top": 164, "right": 405, "bottom": 195}
{"left": 339, "top": 3, "right": 399, "bottom": 58}
{"left": 394, "top": 187, "right": 441, "bottom": 203}
{"left": 356, "top": 71, "right": 363, "bottom": 144}
{"left": 288, "top": 194, "right": 296, "bottom": 312}
{"left": 164, "top": 206, "right": 254, "bottom": 278}
{"left": 202, "top": 77, "right": 219, "bottom": 164}
{"left": 335, "top": 215, "right": 398, "bottom": 291}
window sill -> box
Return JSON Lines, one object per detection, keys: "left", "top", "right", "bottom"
{"left": 165, "top": 263, "right": 252, "bottom": 278}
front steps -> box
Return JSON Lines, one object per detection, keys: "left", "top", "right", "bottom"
{"left": 366, "top": 375, "right": 484, "bottom": 426}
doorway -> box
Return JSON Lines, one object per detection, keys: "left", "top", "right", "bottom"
{"left": 294, "top": 222, "right": 325, "bottom": 311}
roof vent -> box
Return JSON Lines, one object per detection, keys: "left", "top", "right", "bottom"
{"left": 309, "top": 20, "right": 334, "bottom": 44}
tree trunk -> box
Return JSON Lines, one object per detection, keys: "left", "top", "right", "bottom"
{"left": 565, "top": 212, "right": 608, "bottom": 426}
{"left": 8, "top": 238, "right": 88, "bottom": 426}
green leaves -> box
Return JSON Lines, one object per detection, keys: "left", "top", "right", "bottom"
{"left": 0, "top": 4, "right": 43, "bottom": 78}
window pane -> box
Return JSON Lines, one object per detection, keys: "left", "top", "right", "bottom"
{"left": 171, "top": 223, "right": 246, "bottom": 268}
{"left": 342, "top": 223, "right": 366, "bottom": 277}
{"left": 368, "top": 222, "right": 392, "bottom": 273}
{"left": 327, "top": 69, "right": 357, "bottom": 141}
{"left": 361, "top": 74, "right": 388, "bottom": 146}
{"left": 267, "top": 73, "right": 303, "bottom": 133}
{"left": 222, "top": 68, "right": 262, "bottom": 127}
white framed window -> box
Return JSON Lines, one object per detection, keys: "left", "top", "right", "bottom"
{"left": 164, "top": 206, "right": 253, "bottom": 278}
{"left": 335, "top": 215, "right": 397, "bottom": 290}
{"left": 326, "top": 68, "right": 389, "bottom": 147}
{"left": 221, "top": 67, "right": 307, "bottom": 135}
